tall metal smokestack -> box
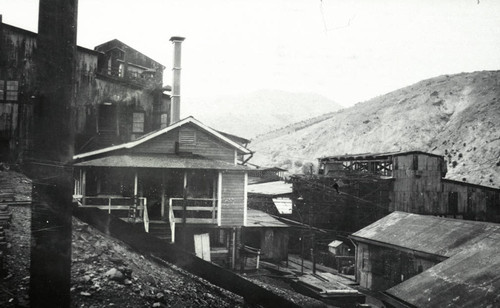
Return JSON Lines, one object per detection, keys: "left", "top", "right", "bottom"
{"left": 170, "top": 36, "right": 185, "bottom": 124}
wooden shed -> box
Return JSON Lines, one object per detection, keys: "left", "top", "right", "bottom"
{"left": 242, "top": 209, "right": 289, "bottom": 262}
{"left": 350, "top": 211, "right": 500, "bottom": 292}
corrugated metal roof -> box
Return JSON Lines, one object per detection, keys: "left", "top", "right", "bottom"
{"left": 247, "top": 181, "right": 293, "bottom": 196}
{"left": 74, "top": 153, "right": 248, "bottom": 170}
{"left": 351, "top": 211, "right": 500, "bottom": 258}
{"left": 246, "top": 209, "right": 289, "bottom": 228}
{"left": 386, "top": 232, "right": 500, "bottom": 307}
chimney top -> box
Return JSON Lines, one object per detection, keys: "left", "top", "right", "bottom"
{"left": 170, "top": 36, "right": 185, "bottom": 42}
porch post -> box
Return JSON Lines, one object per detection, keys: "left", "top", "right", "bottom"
{"left": 161, "top": 170, "right": 166, "bottom": 218}
{"left": 212, "top": 174, "right": 217, "bottom": 223}
{"left": 217, "top": 172, "right": 222, "bottom": 226}
{"left": 82, "top": 169, "right": 86, "bottom": 206}
{"left": 134, "top": 170, "right": 138, "bottom": 216}
{"left": 183, "top": 171, "right": 187, "bottom": 224}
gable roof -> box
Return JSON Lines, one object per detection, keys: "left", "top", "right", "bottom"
{"left": 74, "top": 116, "right": 252, "bottom": 160}
{"left": 350, "top": 211, "right": 500, "bottom": 258}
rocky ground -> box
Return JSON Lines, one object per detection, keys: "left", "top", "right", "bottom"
{"left": 0, "top": 169, "right": 247, "bottom": 307}
{"left": 0, "top": 169, "right": 325, "bottom": 307}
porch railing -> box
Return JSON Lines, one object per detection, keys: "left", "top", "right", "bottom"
{"left": 169, "top": 198, "right": 218, "bottom": 225}
{"left": 79, "top": 195, "right": 147, "bottom": 223}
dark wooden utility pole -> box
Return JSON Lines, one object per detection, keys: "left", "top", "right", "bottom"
{"left": 26, "top": 1, "right": 78, "bottom": 307}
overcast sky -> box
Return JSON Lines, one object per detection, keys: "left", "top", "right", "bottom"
{"left": 2, "top": 0, "right": 500, "bottom": 108}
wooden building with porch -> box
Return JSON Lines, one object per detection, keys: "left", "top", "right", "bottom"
{"left": 73, "top": 116, "right": 253, "bottom": 268}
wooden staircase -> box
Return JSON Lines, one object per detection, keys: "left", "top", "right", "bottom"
{"left": 147, "top": 220, "right": 172, "bottom": 242}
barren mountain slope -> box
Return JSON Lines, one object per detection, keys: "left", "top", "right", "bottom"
{"left": 183, "top": 89, "right": 343, "bottom": 139}
{"left": 250, "top": 71, "right": 500, "bottom": 188}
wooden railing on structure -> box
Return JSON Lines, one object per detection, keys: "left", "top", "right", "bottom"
{"left": 169, "top": 198, "right": 218, "bottom": 225}
{"left": 78, "top": 196, "right": 148, "bottom": 231}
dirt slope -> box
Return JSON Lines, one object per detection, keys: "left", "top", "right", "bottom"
{"left": 250, "top": 71, "right": 500, "bottom": 188}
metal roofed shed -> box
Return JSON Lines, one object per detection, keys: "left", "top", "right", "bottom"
{"left": 383, "top": 232, "right": 500, "bottom": 308}
{"left": 350, "top": 211, "right": 500, "bottom": 258}
{"left": 242, "top": 209, "right": 289, "bottom": 262}
{"left": 327, "top": 240, "right": 351, "bottom": 256}
{"left": 350, "top": 211, "right": 500, "bottom": 293}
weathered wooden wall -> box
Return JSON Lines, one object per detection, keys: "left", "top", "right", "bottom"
{"left": 0, "top": 23, "right": 170, "bottom": 158}
{"left": 391, "top": 153, "right": 500, "bottom": 222}
{"left": 220, "top": 171, "right": 246, "bottom": 226}
{"left": 242, "top": 227, "right": 289, "bottom": 261}
{"left": 132, "top": 124, "right": 236, "bottom": 163}
{"left": 0, "top": 25, "right": 37, "bottom": 160}
{"left": 355, "top": 242, "right": 438, "bottom": 292}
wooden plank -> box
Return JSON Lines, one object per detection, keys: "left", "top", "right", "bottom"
{"left": 173, "top": 218, "right": 216, "bottom": 224}
{"left": 172, "top": 206, "right": 215, "bottom": 211}
{"left": 194, "top": 233, "right": 211, "bottom": 262}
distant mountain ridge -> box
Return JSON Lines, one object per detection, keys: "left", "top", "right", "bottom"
{"left": 250, "top": 71, "right": 500, "bottom": 188}
{"left": 182, "top": 89, "right": 343, "bottom": 139}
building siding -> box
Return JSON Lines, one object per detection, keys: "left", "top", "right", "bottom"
{"left": 131, "top": 124, "right": 236, "bottom": 162}
{"left": 220, "top": 171, "right": 246, "bottom": 226}
{"left": 0, "top": 24, "right": 170, "bottom": 158}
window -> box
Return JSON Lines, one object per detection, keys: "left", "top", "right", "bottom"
{"left": 0, "top": 80, "right": 4, "bottom": 100}
{"left": 98, "top": 103, "right": 117, "bottom": 132}
{"left": 132, "top": 112, "right": 145, "bottom": 133}
{"left": 449, "top": 191, "right": 458, "bottom": 214}
{"left": 6, "top": 81, "right": 18, "bottom": 101}
{"left": 0, "top": 80, "right": 18, "bottom": 101}
{"left": 412, "top": 155, "right": 419, "bottom": 170}
{"left": 160, "top": 113, "right": 168, "bottom": 128}
{"left": 118, "top": 63, "right": 125, "bottom": 78}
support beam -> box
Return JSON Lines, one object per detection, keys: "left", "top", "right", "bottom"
{"left": 28, "top": 1, "right": 78, "bottom": 307}
{"left": 217, "top": 172, "right": 222, "bottom": 226}
{"left": 161, "top": 171, "right": 166, "bottom": 218}
{"left": 82, "top": 169, "right": 86, "bottom": 205}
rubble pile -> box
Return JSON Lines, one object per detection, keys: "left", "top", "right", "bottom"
{"left": 1, "top": 205, "right": 30, "bottom": 307}
{"left": 0, "top": 170, "right": 247, "bottom": 308}
{"left": 71, "top": 218, "right": 246, "bottom": 308}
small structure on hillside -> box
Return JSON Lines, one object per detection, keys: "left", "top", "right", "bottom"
{"left": 247, "top": 164, "right": 287, "bottom": 183}
{"left": 327, "top": 240, "right": 350, "bottom": 256}
{"left": 242, "top": 209, "right": 290, "bottom": 263}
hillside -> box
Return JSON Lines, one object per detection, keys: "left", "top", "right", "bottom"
{"left": 250, "top": 71, "right": 500, "bottom": 188}
{"left": 182, "top": 89, "right": 343, "bottom": 139}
